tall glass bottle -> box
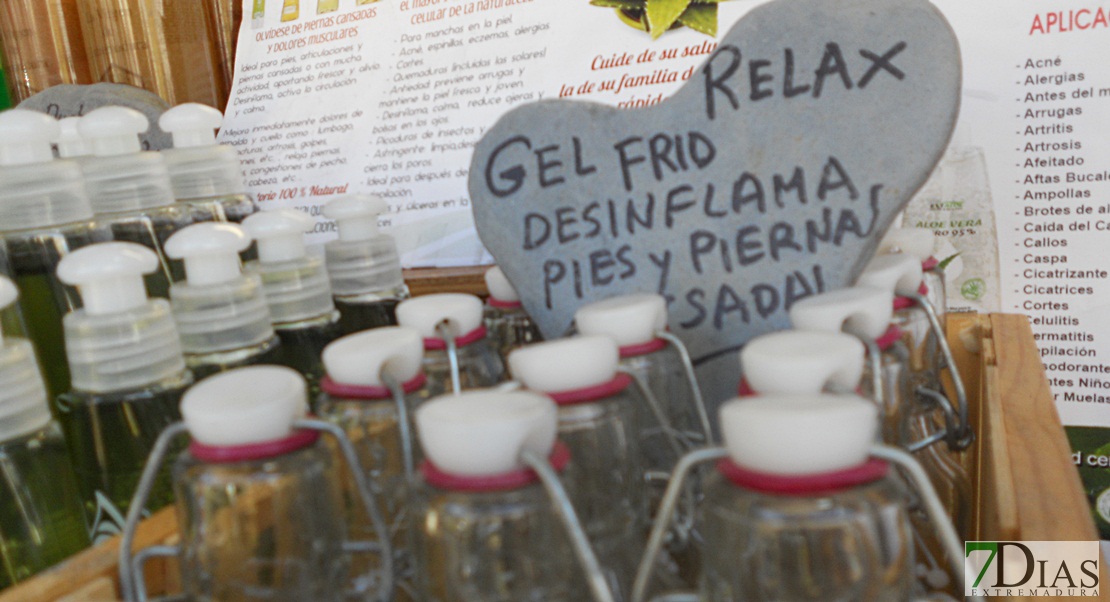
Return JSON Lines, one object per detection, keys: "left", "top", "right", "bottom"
{"left": 75, "top": 0, "right": 226, "bottom": 107}
{"left": 575, "top": 293, "right": 709, "bottom": 476}
{"left": 0, "top": 110, "right": 111, "bottom": 402}
{"left": 396, "top": 293, "right": 504, "bottom": 396}
{"left": 482, "top": 265, "right": 542, "bottom": 371}
{"left": 160, "top": 103, "right": 259, "bottom": 225}
{"left": 55, "top": 242, "right": 192, "bottom": 543}
{"left": 0, "top": 276, "right": 89, "bottom": 586}
{"left": 0, "top": 0, "right": 90, "bottom": 102}
{"left": 685, "top": 394, "right": 915, "bottom": 601}
{"left": 509, "top": 335, "right": 646, "bottom": 599}
{"left": 318, "top": 326, "right": 432, "bottom": 600}
{"left": 903, "top": 134, "right": 1000, "bottom": 313}
{"left": 412, "top": 390, "right": 594, "bottom": 602}
{"left": 790, "top": 286, "right": 968, "bottom": 596}
{"left": 122, "top": 366, "right": 375, "bottom": 601}
{"left": 165, "top": 222, "right": 282, "bottom": 380}
{"left": 324, "top": 195, "right": 410, "bottom": 333}
{"left": 77, "top": 106, "right": 197, "bottom": 296}
{"left": 243, "top": 209, "right": 340, "bottom": 397}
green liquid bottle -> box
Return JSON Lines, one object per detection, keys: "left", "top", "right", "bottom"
{"left": 0, "top": 110, "right": 111, "bottom": 403}
{"left": 0, "top": 55, "right": 11, "bottom": 111}
{"left": 324, "top": 195, "right": 410, "bottom": 336}
{"left": 159, "top": 104, "right": 259, "bottom": 226}
{"left": 166, "top": 222, "right": 282, "bottom": 380}
{"left": 74, "top": 107, "right": 203, "bottom": 297}
{"left": 244, "top": 209, "right": 342, "bottom": 399}
{"left": 0, "top": 276, "right": 90, "bottom": 585}
{"left": 55, "top": 242, "right": 194, "bottom": 542}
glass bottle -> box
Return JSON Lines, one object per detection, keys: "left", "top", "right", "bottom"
{"left": 0, "top": 110, "right": 112, "bottom": 402}
{"left": 75, "top": 0, "right": 227, "bottom": 107}
{"left": 575, "top": 294, "right": 711, "bottom": 477}
{"left": 160, "top": 103, "right": 259, "bottom": 225}
{"left": 396, "top": 293, "right": 505, "bottom": 396}
{"left": 412, "top": 390, "right": 600, "bottom": 602}
{"left": 509, "top": 335, "right": 647, "bottom": 600}
{"left": 790, "top": 286, "right": 969, "bottom": 596}
{"left": 243, "top": 209, "right": 341, "bottom": 397}
{"left": 77, "top": 106, "right": 198, "bottom": 296}
{"left": 165, "top": 222, "right": 282, "bottom": 380}
{"left": 55, "top": 242, "right": 192, "bottom": 543}
{"left": 637, "top": 393, "right": 916, "bottom": 602}
{"left": 0, "top": 0, "right": 90, "bottom": 102}
{"left": 903, "top": 133, "right": 1000, "bottom": 313}
{"left": 317, "top": 326, "right": 433, "bottom": 600}
{"left": 482, "top": 265, "right": 543, "bottom": 372}
{"left": 0, "top": 276, "right": 89, "bottom": 586}
{"left": 324, "top": 195, "right": 410, "bottom": 334}
{"left": 120, "top": 366, "right": 395, "bottom": 602}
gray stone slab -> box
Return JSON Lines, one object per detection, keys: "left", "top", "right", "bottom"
{"left": 468, "top": 0, "right": 961, "bottom": 407}
{"left": 19, "top": 83, "right": 173, "bottom": 150}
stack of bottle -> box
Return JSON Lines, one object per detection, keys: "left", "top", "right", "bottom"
{"left": 0, "top": 102, "right": 417, "bottom": 587}
{"left": 0, "top": 156, "right": 979, "bottom": 602}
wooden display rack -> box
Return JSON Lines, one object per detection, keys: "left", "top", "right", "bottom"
{"left": 1, "top": 310, "right": 1103, "bottom": 601}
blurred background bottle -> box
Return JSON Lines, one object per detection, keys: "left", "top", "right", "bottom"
{"left": 0, "top": 0, "right": 91, "bottom": 102}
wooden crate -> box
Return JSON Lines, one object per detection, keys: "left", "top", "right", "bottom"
{"left": 1, "top": 312, "right": 1102, "bottom": 600}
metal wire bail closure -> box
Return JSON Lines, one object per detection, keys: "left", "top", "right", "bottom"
{"left": 118, "top": 420, "right": 396, "bottom": 602}
{"left": 654, "top": 330, "right": 714, "bottom": 446}
{"left": 381, "top": 359, "right": 417, "bottom": 480}
{"left": 905, "top": 291, "right": 973, "bottom": 450}
{"left": 631, "top": 445, "right": 985, "bottom": 602}
{"left": 518, "top": 448, "right": 616, "bottom": 602}
{"left": 435, "top": 318, "right": 463, "bottom": 394}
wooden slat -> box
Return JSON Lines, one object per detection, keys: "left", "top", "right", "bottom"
{"left": 982, "top": 314, "right": 1105, "bottom": 602}
{"left": 0, "top": 507, "right": 178, "bottom": 602}
{"left": 402, "top": 266, "right": 489, "bottom": 297}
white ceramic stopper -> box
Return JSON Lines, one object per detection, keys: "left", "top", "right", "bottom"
{"left": 0, "top": 109, "right": 58, "bottom": 166}
{"left": 323, "top": 326, "right": 424, "bottom": 387}
{"left": 741, "top": 331, "right": 864, "bottom": 394}
{"left": 242, "top": 208, "right": 312, "bottom": 263}
{"left": 789, "top": 287, "right": 893, "bottom": 340}
{"left": 396, "top": 293, "right": 484, "bottom": 339}
{"left": 879, "top": 228, "right": 937, "bottom": 262}
{"left": 159, "top": 103, "right": 222, "bottom": 149}
{"left": 165, "top": 222, "right": 251, "bottom": 286}
{"left": 182, "top": 365, "right": 308, "bottom": 446}
{"left": 719, "top": 393, "right": 878, "bottom": 475}
{"left": 323, "top": 195, "right": 387, "bottom": 242}
{"left": 484, "top": 266, "right": 519, "bottom": 302}
{"left": 856, "top": 254, "right": 923, "bottom": 297}
{"left": 57, "top": 117, "right": 90, "bottom": 159}
{"left": 509, "top": 335, "right": 618, "bottom": 393}
{"left": 57, "top": 242, "right": 157, "bottom": 315}
{"left": 78, "top": 106, "right": 146, "bottom": 156}
{"left": 575, "top": 293, "right": 666, "bottom": 346}
{"left": 415, "top": 390, "right": 557, "bottom": 476}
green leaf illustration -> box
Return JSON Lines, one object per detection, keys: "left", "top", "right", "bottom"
{"left": 646, "top": 0, "right": 690, "bottom": 39}
{"left": 677, "top": 3, "right": 718, "bottom": 36}
{"left": 590, "top": 0, "right": 643, "bottom": 8}
{"left": 938, "top": 252, "right": 961, "bottom": 270}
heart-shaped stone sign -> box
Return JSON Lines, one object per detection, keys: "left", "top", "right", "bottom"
{"left": 468, "top": 0, "right": 960, "bottom": 407}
